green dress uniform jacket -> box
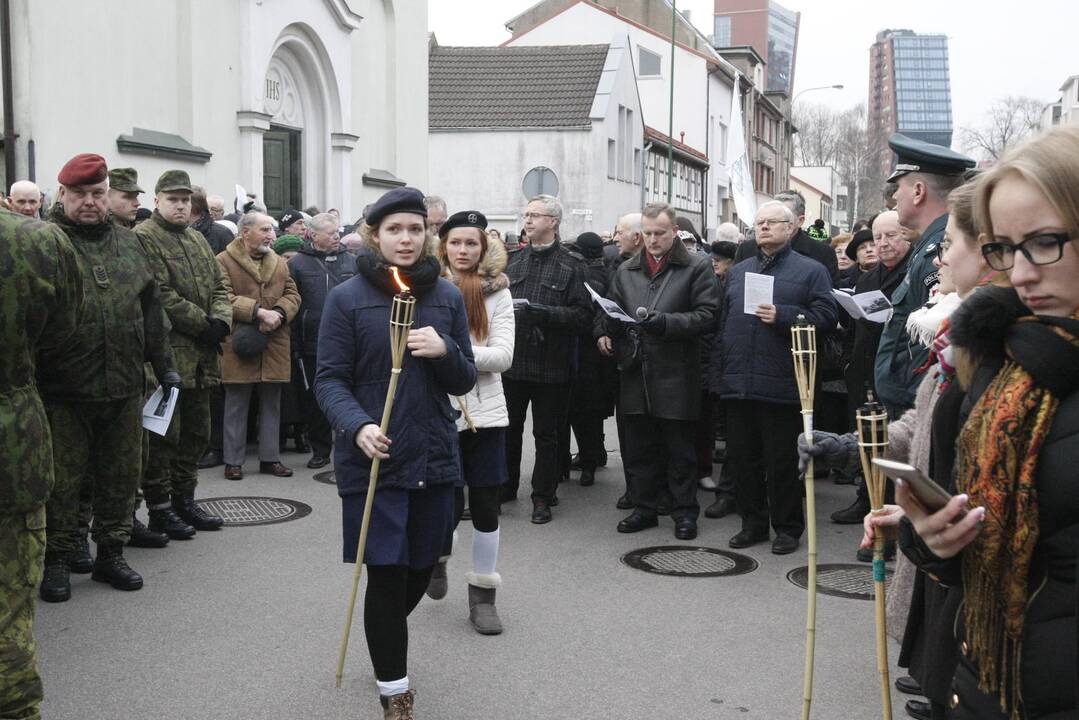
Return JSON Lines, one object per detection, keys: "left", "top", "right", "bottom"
{"left": 874, "top": 213, "right": 946, "bottom": 414}
{"left": 136, "top": 210, "right": 232, "bottom": 389}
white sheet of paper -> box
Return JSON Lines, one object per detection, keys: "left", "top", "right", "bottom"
{"left": 512, "top": 298, "right": 530, "bottom": 308}
{"left": 585, "top": 282, "right": 635, "bottom": 323}
{"left": 142, "top": 386, "right": 179, "bottom": 436}
{"left": 743, "top": 272, "right": 774, "bottom": 314}
{"left": 831, "top": 289, "right": 893, "bottom": 323}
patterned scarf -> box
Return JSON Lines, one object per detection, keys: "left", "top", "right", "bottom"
{"left": 955, "top": 308, "right": 1079, "bottom": 718}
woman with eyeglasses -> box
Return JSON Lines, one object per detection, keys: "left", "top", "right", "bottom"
{"left": 893, "top": 126, "right": 1079, "bottom": 719}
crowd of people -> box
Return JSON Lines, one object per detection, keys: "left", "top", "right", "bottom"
{"left": 2, "top": 125, "right": 1077, "bottom": 720}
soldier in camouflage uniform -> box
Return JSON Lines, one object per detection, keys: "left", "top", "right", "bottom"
{"left": 0, "top": 207, "right": 83, "bottom": 720}
{"left": 108, "top": 167, "right": 143, "bottom": 229}
{"left": 136, "top": 170, "right": 230, "bottom": 536}
{"left": 38, "top": 153, "right": 179, "bottom": 603}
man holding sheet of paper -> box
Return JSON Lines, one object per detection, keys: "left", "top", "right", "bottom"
{"left": 713, "top": 201, "right": 837, "bottom": 555}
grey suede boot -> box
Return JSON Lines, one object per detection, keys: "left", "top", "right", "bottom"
{"left": 425, "top": 555, "right": 450, "bottom": 600}
{"left": 465, "top": 572, "right": 503, "bottom": 635}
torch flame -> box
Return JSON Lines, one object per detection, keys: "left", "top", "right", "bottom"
{"left": 389, "top": 266, "right": 410, "bottom": 294}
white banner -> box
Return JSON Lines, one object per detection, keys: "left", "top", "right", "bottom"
{"left": 727, "top": 77, "right": 757, "bottom": 224}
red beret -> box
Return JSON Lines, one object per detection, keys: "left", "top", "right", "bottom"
{"left": 57, "top": 153, "right": 108, "bottom": 186}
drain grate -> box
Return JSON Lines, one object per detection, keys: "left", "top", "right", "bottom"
{"left": 621, "top": 546, "right": 758, "bottom": 577}
{"left": 313, "top": 470, "right": 336, "bottom": 485}
{"left": 194, "top": 497, "right": 312, "bottom": 526}
{"left": 787, "top": 563, "right": 893, "bottom": 601}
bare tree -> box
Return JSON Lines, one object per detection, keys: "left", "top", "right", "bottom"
{"left": 957, "top": 96, "right": 1045, "bottom": 161}
{"left": 793, "top": 102, "right": 842, "bottom": 166}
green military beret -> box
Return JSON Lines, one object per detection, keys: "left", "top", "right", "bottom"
{"left": 155, "top": 169, "right": 193, "bottom": 194}
{"left": 273, "top": 234, "right": 303, "bottom": 255}
{"left": 108, "top": 167, "right": 143, "bottom": 193}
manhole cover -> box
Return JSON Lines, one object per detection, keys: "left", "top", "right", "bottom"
{"left": 313, "top": 470, "right": 336, "bottom": 485}
{"left": 621, "top": 546, "right": 758, "bottom": 577}
{"left": 787, "top": 563, "right": 893, "bottom": 600}
{"left": 194, "top": 497, "right": 312, "bottom": 526}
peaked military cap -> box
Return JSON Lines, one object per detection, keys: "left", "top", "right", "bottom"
{"left": 438, "top": 210, "right": 487, "bottom": 238}
{"left": 155, "top": 170, "right": 193, "bottom": 194}
{"left": 108, "top": 167, "right": 143, "bottom": 193}
{"left": 887, "top": 134, "right": 976, "bottom": 183}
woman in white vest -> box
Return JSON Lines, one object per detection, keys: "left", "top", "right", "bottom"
{"left": 427, "top": 210, "right": 515, "bottom": 634}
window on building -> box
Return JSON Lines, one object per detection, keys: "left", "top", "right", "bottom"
{"left": 714, "top": 16, "right": 731, "bottom": 47}
{"left": 633, "top": 148, "right": 641, "bottom": 184}
{"left": 624, "top": 108, "right": 635, "bottom": 182}
{"left": 719, "top": 121, "right": 728, "bottom": 163}
{"left": 638, "top": 47, "right": 661, "bottom": 77}
{"left": 608, "top": 139, "right": 616, "bottom": 179}
{"left": 617, "top": 105, "right": 627, "bottom": 180}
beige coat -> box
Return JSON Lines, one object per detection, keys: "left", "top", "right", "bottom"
{"left": 216, "top": 238, "right": 301, "bottom": 384}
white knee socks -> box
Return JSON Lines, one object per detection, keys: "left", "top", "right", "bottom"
{"left": 471, "top": 528, "right": 500, "bottom": 577}
{"left": 377, "top": 677, "right": 409, "bottom": 697}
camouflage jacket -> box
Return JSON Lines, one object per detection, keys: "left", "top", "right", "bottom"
{"left": 136, "top": 210, "right": 232, "bottom": 388}
{"left": 0, "top": 209, "right": 83, "bottom": 513}
{"left": 37, "top": 204, "right": 176, "bottom": 402}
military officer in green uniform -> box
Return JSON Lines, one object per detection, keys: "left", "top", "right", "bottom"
{"left": 0, "top": 207, "right": 83, "bottom": 720}
{"left": 136, "top": 170, "right": 230, "bottom": 537}
{"left": 38, "top": 153, "right": 179, "bottom": 603}
{"left": 108, "top": 167, "right": 143, "bottom": 229}
{"left": 873, "top": 134, "right": 975, "bottom": 418}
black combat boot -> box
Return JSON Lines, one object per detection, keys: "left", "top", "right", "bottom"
{"left": 91, "top": 544, "right": 143, "bottom": 591}
{"left": 172, "top": 492, "right": 224, "bottom": 531}
{"left": 39, "top": 552, "right": 71, "bottom": 603}
{"left": 148, "top": 505, "right": 197, "bottom": 540}
{"left": 129, "top": 513, "right": 170, "bottom": 548}
{"left": 68, "top": 535, "right": 94, "bottom": 574}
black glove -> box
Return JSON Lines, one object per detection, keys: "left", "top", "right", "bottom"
{"left": 196, "top": 317, "right": 230, "bottom": 347}
{"left": 796, "top": 431, "right": 859, "bottom": 476}
{"left": 159, "top": 371, "right": 182, "bottom": 394}
{"left": 639, "top": 311, "right": 667, "bottom": 336}
{"left": 526, "top": 303, "right": 553, "bottom": 324}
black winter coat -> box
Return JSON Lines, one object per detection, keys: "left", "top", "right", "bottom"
{"left": 287, "top": 243, "right": 357, "bottom": 359}
{"left": 504, "top": 242, "right": 591, "bottom": 385}
{"left": 604, "top": 241, "right": 716, "bottom": 420}
{"left": 845, "top": 251, "right": 911, "bottom": 406}
{"left": 190, "top": 214, "right": 235, "bottom": 255}
{"left": 735, "top": 228, "right": 840, "bottom": 287}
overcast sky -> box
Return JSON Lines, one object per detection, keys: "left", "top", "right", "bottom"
{"left": 429, "top": 0, "right": 1077, "bottom": 139}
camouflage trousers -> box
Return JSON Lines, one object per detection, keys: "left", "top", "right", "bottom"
{"left": 0, "top": 506, "right": 46, "bottom": 720}
{"left": 143, "top": 387, "right": 211, "bottom": 507}
{"left": 44, "top": 396, "right": 141, "bottom": 553}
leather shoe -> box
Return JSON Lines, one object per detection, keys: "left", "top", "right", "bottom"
{"left": 729, "top": 529, "right": 768, "bottom": 549}
{"left": 260, "top": 461, "right": 293, "bottom": 477}
{"left": 772, "top": 534, "right": 800, "bottom": 555}
{"left": 615, "top": 492, "right": 634, "bottom": 510}
{"left": 129, "top": 515, "right": 170, "bottom": 548}
{"left": 579, "top": 468, "right": 595, "bottom": 487}
{"left": 704, "top": 495, "right": 735, "bottom": 519}
{"left": 198, "top": 450, "right": 223, "bottom": 469}
{"left": 148, "top": 506, "right": 197, "bottom": 539}
{"left": 306, "top": 455, "right": 330, "bottom": 469}
{"left": 857, "top": 539, "right": 897, "bottom": 563}
{"left": 894, "top": 675, "right": 922, "bottom": 696}
{"left": 617, "top": 512, "right": 658, "bottom": 534}
{"left": 831, "top": 495, "right": 871, "bottom": 524}
{"left": 224, "top": 464, "right": 243, "bottom": 480}
{"left": 531, "top": 500, "right": 552, "bottom": 524}
{"left": 674, "top": 518, "right": 697, "bottom": 540}
{"left": 904, "top": 699, "right": 931, "bottom": 720}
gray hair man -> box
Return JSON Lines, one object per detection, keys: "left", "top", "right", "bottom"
{"left": 9, "top": 180, "right": 42, "bottom": 218}
{"left": 734, "top": 190, "right": 839, "bottom": 285}
{"left": 715, "top": 222, "right": 743, "bottom": 244}
{"left": 207, "top": 195, "right": 225, "bottom": 221}
{"left": 189, "top": 186, "right": 234, "bottom": 254}
{"left": 424, "top": 195, "right": 448, "bottom": 234}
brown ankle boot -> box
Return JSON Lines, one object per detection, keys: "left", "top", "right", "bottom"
{"left": 380, "top": 689, "right": 415, "bottom": 719}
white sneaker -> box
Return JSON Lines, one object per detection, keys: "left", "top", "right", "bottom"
{"left": 698, "top": 475, "right": 717, "bottom": 490}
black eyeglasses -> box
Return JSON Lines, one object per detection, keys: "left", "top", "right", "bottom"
{"left": 934, "top": 239, "right": 952, "bottom": 262}
{"left": 980, "top": 233, "right": 1073, "bottom": 271}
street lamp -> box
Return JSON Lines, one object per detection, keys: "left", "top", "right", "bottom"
{"left": 792, "top": 84, "right": 844, "bottom": 105}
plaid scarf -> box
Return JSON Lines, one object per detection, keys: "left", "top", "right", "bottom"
{"left": 955, "top": 308, "right": 1079, "bottom": 718}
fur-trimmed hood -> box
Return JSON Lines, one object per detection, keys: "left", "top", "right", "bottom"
{"left": 443, "top": 236, "right": 510, "bottom": 296}
{"left": 949, "top": 285, "right": 1029, "bottom": 360}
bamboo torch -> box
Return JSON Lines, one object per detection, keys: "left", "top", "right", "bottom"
{"left": 335, "top": 266, "right": 416, "bottom": 688}
{"left": 856, "top": 392, "right": 893, "bottom": 720}
{"left": 791, "top": 315, "right": 818, "bottom": 720}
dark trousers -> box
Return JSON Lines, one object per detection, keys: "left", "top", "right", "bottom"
{"left": 615, "top": 405, "right": 629, "bottom": 494}
{"left": 208, "top": 385, "right": 224, "bottom": 453}
{"left": 503, "top": 379, "right": 570, "bottom": 504}
{"left": 300, "top": 357, "right": 332, "bottom": 458}
{"left": 726, "top": 399, "right": 804, "bottom": 538}
{"left": 622, "top": 414, "right": 699, "bottom": 521}
{"left": 363, "top": 564, "right": 434, "bottom": 682}
{"left": 694, "top": 391, "right": 714, "bottom": 479}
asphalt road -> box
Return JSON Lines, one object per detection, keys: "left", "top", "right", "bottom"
{"left": 37, "top": 417, "right": 907, "bottom": 720}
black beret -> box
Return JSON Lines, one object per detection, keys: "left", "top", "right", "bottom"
{"left": 231, "top": 323, "right": 269, "bottom": 359}
{"left": 366, "top": 187, "right": 427, "bottom": 228}
{"left": 439, "top": 210, "right": 487, "bottom": 238}
{"left": 845, "top": 229, "right": 875, "bottom": 262}
{"left": 574, "top": 231, "right": 604, "bottom": 258}
{"left": 278, "top": 208, "right": 303, "bottom": 230}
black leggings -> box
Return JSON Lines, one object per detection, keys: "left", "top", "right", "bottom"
{"left": 454, "top": 485, "right": 500, "bottom": 533}
{"left": 363, "top": 564, "right": 434, "bottom": 681}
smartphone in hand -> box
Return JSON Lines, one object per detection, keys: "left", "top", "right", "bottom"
{"left": 872, "top": 458, "right": 966, "bottom": 518}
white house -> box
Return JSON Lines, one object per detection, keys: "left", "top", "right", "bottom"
{"left": 428, "top": 36, "right": 644, "bottom": 240}
{"left": 790, "top": 165, "right": 847, "bottom": 233}
{"left": 0, "top": 0, "right": 429, "bottom": 221}
{"left": 1040, "top": 75, "right": 1079, "bottom": 130}
{"left": 503, "top": 0, "right": 738, "bottom": 240}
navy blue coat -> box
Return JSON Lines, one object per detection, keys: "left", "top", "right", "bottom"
{"left": 314, "top": 275, "right": 477, "bottom": 496}
{"left": 713, "top": 244, "right": 838, "bottom": 405}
